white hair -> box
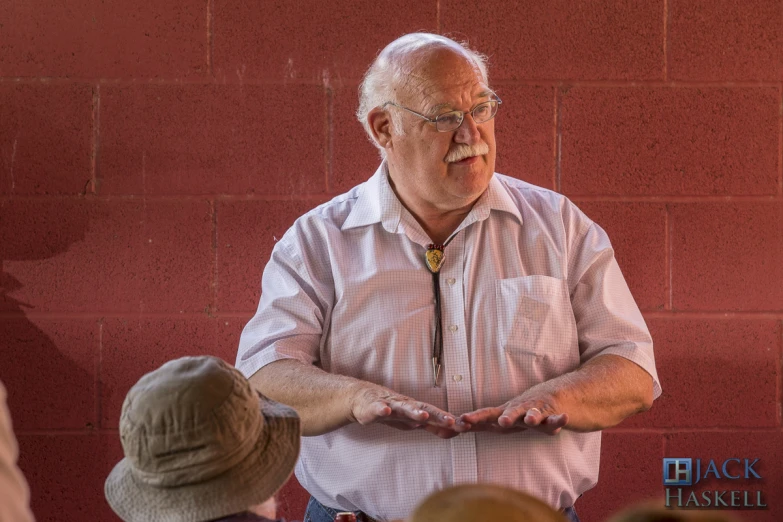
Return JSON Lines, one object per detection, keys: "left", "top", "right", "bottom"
{"left": 356, "top": 33, "right": 490, "bottom": 158}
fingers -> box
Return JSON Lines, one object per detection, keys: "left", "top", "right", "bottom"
{"left": 452, "top": 418, "right": 472, "bottom": 433}
{"left": 459, "top": 407, "right": 503, "bottom": 426}
{"left": 421, "top": 404, "right": 457, "bottom": 428}
{"left": 458, "top": 407, "right": 524, "bottom": 434}
{"left": 498, "top": 404, "right": 527, "bottom": 427}
{"left": 388, "top": 399, "right": 455, "bottom": 428}
{"left": 522, "top": 407, "right": 545, "bottom": 426}
{"left": 381, "top": 419, "right": 460, "bottom": 438}
{"left": 524, "top": 411, "right": 569, "bottom": 436}
{"left": 459, "top": 401, "right": 568, "bottom": 436}
{"left": 354, "top": 384, "right": 569, "bottom": 438}
{"left": 352, "top": 385, "right": 456, "bottom": 428}
{"left": 352, "top": 399, "right": 393, "bottom": 425}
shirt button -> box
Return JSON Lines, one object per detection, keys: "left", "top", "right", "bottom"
{"left": 453, "top": 375, "right": 463, "bottom": 382}
{"left": 449, "top": 325, "right": 458, "bottom": 332}
{"left": 447, "top": 278, "right": 456, "bottom": 285}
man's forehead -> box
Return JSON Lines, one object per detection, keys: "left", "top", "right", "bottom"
{"left": 410, "top": 76, "right": 492, "bottom": 114}
{"left": 398, "top": 65, "right": 491, "bottom": 112}
{"left": 423, "top": 88, "right": 494, "bottom": 113}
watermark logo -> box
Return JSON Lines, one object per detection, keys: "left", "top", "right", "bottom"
{"left": 662, "top": 458, "right": 767, "bottom": 509}
{"left": 663, "top": 458, "right": 693, "bottom": 486}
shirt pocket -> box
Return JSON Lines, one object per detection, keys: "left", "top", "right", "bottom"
{"left": 495, "top": 275, "right": 579, "bottom": 377}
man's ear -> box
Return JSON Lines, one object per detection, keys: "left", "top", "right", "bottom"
{"left": 368, "top": 108, "right": 393, "bottom": 151}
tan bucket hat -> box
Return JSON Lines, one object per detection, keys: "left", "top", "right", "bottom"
{"left": 105, "top": 356, "right": 300, "bottom": 522}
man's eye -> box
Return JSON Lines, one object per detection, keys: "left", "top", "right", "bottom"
{"left": 437, "top": 113, "right": 461, "bottom": 127}
{"left": 473, "top": 104, "right": 491, "bottom": 120}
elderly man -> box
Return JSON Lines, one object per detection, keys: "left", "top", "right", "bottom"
{"left": 237, "top": 33, "right": 660, "bottom": 522}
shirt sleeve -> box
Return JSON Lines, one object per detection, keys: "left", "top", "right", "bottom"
{"left": 0, "top": 381, "right": 36, "bottom": 522}
{"left": 235, "top": 225, "right": 332, "bottom": 379}
{"left": 566, "top": 208, "right": 662, "bottom": 400}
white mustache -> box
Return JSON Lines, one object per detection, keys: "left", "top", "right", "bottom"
{"left": 444, "top": 142, "right": 490, "bottom": 163}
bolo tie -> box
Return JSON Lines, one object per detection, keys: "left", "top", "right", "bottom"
{"left": 424, "top": 234, "right": 458, "bottom": 387}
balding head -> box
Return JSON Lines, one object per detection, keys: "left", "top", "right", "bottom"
{"left": 407, "top": 484, "right": 566, "bottom": 522}
{"left": 357, "top": 33, "right": 489, "bottom": 154}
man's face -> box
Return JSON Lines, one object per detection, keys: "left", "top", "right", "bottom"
{"left": 385, "top": 49, "right": 497, "bottom": 214}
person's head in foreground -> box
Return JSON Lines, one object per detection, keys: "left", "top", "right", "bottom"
{"left": 104, "top": 355, "right": 300, "bottom": 522}
{"left": 606, "top": 501, "right": 741, "bottom": 522}
{"left": 407, "top": 483, "right": 567, "bottom": 522}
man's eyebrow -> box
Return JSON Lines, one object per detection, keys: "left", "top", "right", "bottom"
{"left": 427, "top": 91, "right": 495, "bottom": 115}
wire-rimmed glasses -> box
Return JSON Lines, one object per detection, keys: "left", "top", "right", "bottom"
{"left": 382, "top": 97, "right": 502, "bottom": 132}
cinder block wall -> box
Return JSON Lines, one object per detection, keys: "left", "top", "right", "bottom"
{"left": 1, "top": 1, "right": 781, "bottom": 521}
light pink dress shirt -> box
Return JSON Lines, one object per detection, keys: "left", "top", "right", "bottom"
{"left": 237, "top": 164, "right": 661, "bottom": 521}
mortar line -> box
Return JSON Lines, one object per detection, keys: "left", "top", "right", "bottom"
{"left": 663, "top": 0, "right": 669, "bottom": 81}
{"left": 778, "top": 83, "right": 782, "bottom": 196}
{"left": 642, "top": 311, "right": 783, "bottom": 319}
{"left": 0, "top": 311, "right": 256, "bottom": 319}
{"left": 16, "top": 429, "right": 119, "bottom": 437}
{"left": 0, "top": 194, "right": 334, "bottom": 202}
{"left": 778, "top": 320, "right": 782, "bottom": 427}
{"left": 662, "top": 431, "right": 668, "bottom": 458}
{"left": 325, "top": 86, "right": 333, "bottom": 193}
{"left": 2, "top": 77, "right": 782, "bottom": 89}
{"left": 90, "top": 84, "right": 101, "bottom": 195}
{"left": 569, "top": 195, "right": 779, "bottom": 202}
{"left": 436, "top": 0, "right": 441, "bottom": 33}
{"left": 211, "top": 199, "right": 218, "bottom": 315}
{"left": 665, "top": 206, "right": 672, "bottom": 310}
{"left": 96, "top": 321, "right": 103, "bottom": 429}
{"left": 206, "top": 0, "right": 213, "bottom": 77}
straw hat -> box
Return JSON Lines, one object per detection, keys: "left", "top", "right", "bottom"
{"left": 408, "top": 484, "right": 567, "bottom": 522}
{"left": 105, "top": 356, "right": 300, "bottom": 522}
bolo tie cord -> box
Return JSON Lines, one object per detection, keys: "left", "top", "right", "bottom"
{"left": 425, "top": 233, "right": 458, "bottom": 387}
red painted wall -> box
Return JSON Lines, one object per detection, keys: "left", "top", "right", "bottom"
{"left": 1, "top": 1, "right": 781, "bottom": 521}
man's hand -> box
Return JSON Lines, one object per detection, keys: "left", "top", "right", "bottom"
{"left": 348, "top": 383, "right": 459, "bottom": 439}
{"left": 458, "top": 395, "right": 569, "bottom": 436}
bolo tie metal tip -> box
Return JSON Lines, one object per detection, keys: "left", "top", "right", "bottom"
{"left": 432, "top": 357, "right": 441, "bottom": 387}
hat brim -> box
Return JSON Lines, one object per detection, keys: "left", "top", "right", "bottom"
{"left": 105, "top": 393, "right": 300, "bottom": 522}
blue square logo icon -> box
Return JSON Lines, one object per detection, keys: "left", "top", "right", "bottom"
{"left": 663, "top": 458, "right": 693, "bottom": 486}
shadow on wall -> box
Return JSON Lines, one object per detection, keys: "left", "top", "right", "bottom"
{"left": 0, "top": 198, "right": 95, "bottom": 429}
{"left": 0, "top": 197, "right": 118, "bottom": 521}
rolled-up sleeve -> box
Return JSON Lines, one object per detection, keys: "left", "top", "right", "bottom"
{"left": 235, "top": 228, "right": 331, "bottom": 379}
{"left": 567, "top": 216, "right": 662, "bottom": 399}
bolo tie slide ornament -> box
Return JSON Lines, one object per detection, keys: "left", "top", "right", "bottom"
{"left": 425, "top": 244, "right": 445, "bottom": 273}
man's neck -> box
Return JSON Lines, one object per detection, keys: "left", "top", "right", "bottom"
{"left": 414, "top": 207, "right": 472, "bottom": 245}
{"left": 386, "top": 175, "right": 479, "bottom": 245}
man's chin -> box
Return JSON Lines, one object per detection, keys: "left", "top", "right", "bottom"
{"left": 448, "top": 166, "right": 493, "bottom": 197}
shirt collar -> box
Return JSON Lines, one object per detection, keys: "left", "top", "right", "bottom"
{"left": 342, "top": 162, "right": 400, "bottom": 233}
{"left": 341, "top": 162, "right": 523, "bottom": 232}
{"left": 473, "top": 174, "right": 523, "bottom": 225}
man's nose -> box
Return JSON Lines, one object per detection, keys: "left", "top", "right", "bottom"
{"left": 453, "top": 113, "right": 481, "bottom": 144}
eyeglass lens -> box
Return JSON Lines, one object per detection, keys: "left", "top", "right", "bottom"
{"left": 435, "top": 101, "right": 498, "bottom": 131}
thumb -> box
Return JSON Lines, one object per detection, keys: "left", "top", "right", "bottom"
{"left": 354, "top": 398, "right": 392, "bottom": 425}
